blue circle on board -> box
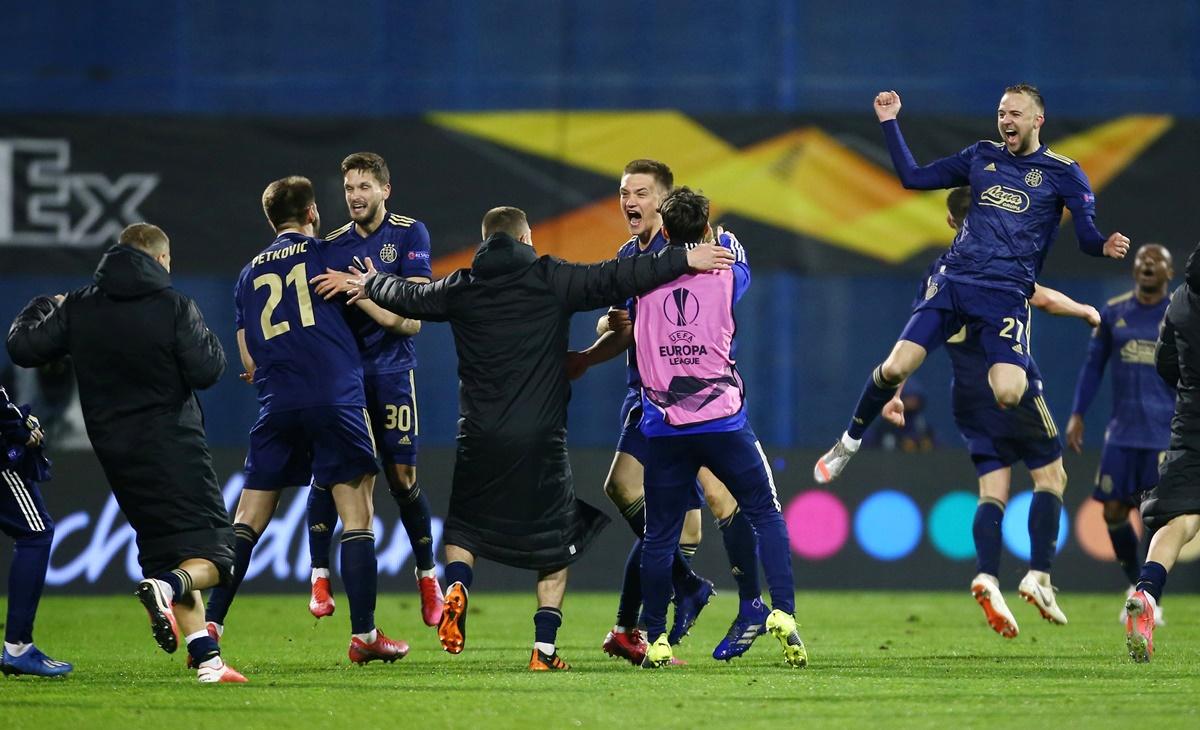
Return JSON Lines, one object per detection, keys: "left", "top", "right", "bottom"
{"left": 854, "top": 489, "right": 923, "bottom": 561}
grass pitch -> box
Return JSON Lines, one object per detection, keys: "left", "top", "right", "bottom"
{"left": 2, "top": 591, "right": 1198, "bottom": 729}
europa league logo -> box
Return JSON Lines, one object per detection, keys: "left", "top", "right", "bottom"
{"left": 663, "top": 288, "right": 700, "bottom": 326}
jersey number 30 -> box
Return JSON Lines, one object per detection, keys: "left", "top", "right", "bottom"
{"left": 254, "top": 262, "right": 315, "bottom": 340}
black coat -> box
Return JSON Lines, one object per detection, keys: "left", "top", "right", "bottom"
{"left": 6, "top": 244, "right": 234, "bottom": 577}
{"left": 366, "top": 233, "right": 691, "bottom": 570}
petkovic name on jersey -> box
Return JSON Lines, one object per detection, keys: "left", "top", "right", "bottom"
{"left": 979, "top": 184, "right": 1030, "bottom": 213}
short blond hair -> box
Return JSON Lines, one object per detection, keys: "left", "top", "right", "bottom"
{"left": 118, "top": 223, "right": 169, "bottom": 255}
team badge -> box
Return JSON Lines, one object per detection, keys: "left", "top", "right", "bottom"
{"left": 1024, "top": 169, "right": 1043, "bottom": 187}
{"left": 924, "top": 279, "right": 938, "bottom": 301}
{"left": 379, "top": 243, "right": 398, "bottom": 264}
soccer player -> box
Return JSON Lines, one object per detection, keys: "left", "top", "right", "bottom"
{"left": 568, "top": 159, "right": 762, "bottom": 663}
{"left": 203, "top": 176, "right": 408, "bottom": 664}
{"left": 632, "top": 187, "right": 805, "bottom": 668}
{"left": 884, "top": 187, "right": 1099, "bottom": 636}
{"left": 0, "top": 387, "right": 71, "bottom": 677}
{"left": 7, "top": 223, "right": 243, "bottom": 683}
{"left": 1066, "top": 244, "right": 1174, "bottom": 622}
{"left": 814, "top": 85, "right": 1130, "bottom": 487}
{"left": 303, "top": 152, "right": 441, "bottom": 626}
{"left": 317, "top": 205, "right": 734, "bottom": 670}
{"left": 1125, "top": 243, "right": 1200, "bottom": 662}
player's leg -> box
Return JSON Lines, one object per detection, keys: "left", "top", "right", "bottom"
{"left": 529, "top": 567, "right": 570, "bottom": 670}
{"left": 202, "top": 488, "right": 279, "bottom": 633}
{"left": 640, "top": 436, "right": 696, "bottom": 668}
{"left": 1017, "top": 457, "right": 1069, "bottom": 625}
{"left": 970, "top": 463, "right": 1019, "bottom": 638}
{"left": 174, "top": 582, "right": 245, "bottom": 683}
{"left": 439, "top": 544, "right": 474, "bottom": 654}
{"left": 680, "top": 508, "right": 701, "bottom": 562}
{"left": 987, "top": 363, "right": 1028, "bottom": 409}
{"left": 0, "top": 475, "right": 71, "bottom": 677}
{"left": 1127, "top": 513, "right": 1200, "bottom": 662}
{"left": 1095, "top": 443, "right": 1142, "bottom": 589}
{"left": 305, "top": 483, "right": 339, "bottom": 618}
{"left": 974, "top": 292, "right": 1033, "bottom": 409}
{"left": 701, "top": 468, "right": 761, "bottom": 609}
{"left": 816, "top": 305, "right": 956, "bottom": 483}
{"left": 667, "top": 477, "right": 716, "bottom": 646}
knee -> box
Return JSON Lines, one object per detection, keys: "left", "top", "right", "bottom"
{"left": 1102, "top": 501, "right": 1131, "bottom": 525}
{"left": 604, "top": 476, "right": 640, "bottom": 510}
{"left": 993, "top": 384, "right": 1024, "bottom": 409}
{"left": 878, "top": 358, "right": 910, "bottom": 386}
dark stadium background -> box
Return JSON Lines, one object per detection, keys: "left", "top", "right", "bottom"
{"left": 1, "top": 1, "right": 1198, "bottom": 592}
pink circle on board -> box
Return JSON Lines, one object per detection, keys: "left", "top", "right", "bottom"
{"left": 785, "top": 490, "right": 850, "bottom": 560}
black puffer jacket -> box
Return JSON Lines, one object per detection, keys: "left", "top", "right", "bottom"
{"left": 1157, "top": 245, "right": 1200, "bottom": 450}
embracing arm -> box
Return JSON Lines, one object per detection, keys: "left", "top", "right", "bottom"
{"left": 6, "top": 295, "right": 69, "bottom": 368}
{"left": 1156, "top": 313, "right": 1181, "bottom": 387}
{"left": 365, "top": 271, "right": 452, "bottom": 322}
{"left": 355, "top": 276, "right": 429, "bottom": 335}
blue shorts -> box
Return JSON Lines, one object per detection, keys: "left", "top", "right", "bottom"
{"left": 955, "top": 391, "right": 1062, "bottom": 477}
{"left": 244, "top": 405, "right": 378, "bottom": 490}
{"left": 903, "top": 275, "right": 1031, "bottom": 370}
{"left": 0, "top": 468, "right": 53, "bottom": 541}
{"left": 365, "top": 370, "right": 419, "bottom": 466}
{"left": 1095, "top": 444, "right": 1163, "bottom": 505}
{"left": 616, "top": 389, "right": 703, "bottom": 510}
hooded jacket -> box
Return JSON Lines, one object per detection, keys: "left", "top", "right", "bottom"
{"left": 365, "top": 233, "right": 690, "bottom": 569}
{"left": 6, "top": 244, "right": 233, "bottom": 576}
{"left": 1156, "top": 245, "right": 1200, "bottom": 449}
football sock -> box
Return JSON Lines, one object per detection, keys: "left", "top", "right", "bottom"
{"left": 6, "top": 533, "right": 51, "bottom": 644}
{"left": 391, "top": 483, "right": 436, "bottom": 571}
{"left": 4, "top": 641, "right": 31, "bottom": 657}
{"left": 973, "top": 499, "right": 1004, "bottom": 578}
{"left": 1108, "top": 520, "right": 1141, "bottom": 585}
{"left": 353, "top": 629, "right": 378, "bottom": 644}
{"left": 670, "top": 549, "right": 703, "bottom": 594}
{"left": 156, "top": 568, "right": 193, "bottom": 604}
{"left": 533, "top": 606, "right": 562, "bottom": 650}
{"left": 312, "top": 567, "right": 330, "bottom": 581}
{"left": 339, "top": 530, "right": 378, "bottom": 635}
{"left": 678, "top": 542, "right": 699, "bottom": 563}
{"left": 1135, "top": 561, "right": 1167, "bottom": 603}
{"left": 205, "top": 522, "right": 259, "bottom": 624}
{"left": 1028, "top": 489, "right": 1062, "bottom": 572}
{"left": 616, "top": 539, "right": 643, "bottom": 629}
{"left": 185, "top": 629, "right": 220, "bottom": 667}
{"left": 620, "top": 495, "right": 646, "bottom": 538}
{"left": 846, "top": 365, "right": 900, "bottom": 440}
{"left": 306, "top": 485, "right": 338, "bottom": 570}
{"left": 444, "top": 561, "right": 474, "bottom": 590}
{"left": 718, "top": 508, "right": 762, "bottom": 601}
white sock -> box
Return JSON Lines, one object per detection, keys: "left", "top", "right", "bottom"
{"left": 416, "top": 568, "right": 438, "bottom": 580}
{"left": 198, "top": 655, "right": 223, "bottom": 670}
{"left": 353, "top": 629, "right": 378, "bottom": 644}
{"left": 841, "top": 432, "right": 861, "bottom": 451}
{"left": 534, "top": 641, "right": 555, "bottom": 656}
{"left": 614, "top": 625, "right": 628, "bottom": 633}
{"left": 209, "top": 622, "right": 224, "bottom": 638}
{"left": 184, "top": 629, "right": 210, "bottom": 645}
{"left": 4, "top": 641, "right": 31, "bottom": 657}
{"left": 311, "top": 568, "right": 331, "bottom": 581}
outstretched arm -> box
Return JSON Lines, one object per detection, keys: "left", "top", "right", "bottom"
{"left": 549, "top": 242, "right": 732, "bottom": 313}
{"left": 875, "top": 91, "right": 970, "bottom": 191}
{"left": 1030, "top": 284, "right": 1100, "bottom": 325}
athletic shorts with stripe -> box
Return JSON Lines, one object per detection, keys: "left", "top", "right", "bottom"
{"left": 0, "top": 469, "right": 53, "bottom": 540}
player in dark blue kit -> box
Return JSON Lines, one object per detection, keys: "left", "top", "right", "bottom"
{"left": 885, "top": 188, "right": 1100, "bottom": 636}
{"left": 0, "top": 386, "right": 71, "bottom": 677}
{"left": 1066, "top": 244, "right": 1174, "bottom": 623}
{"left": 204, "top": 176, "right": 408, "bottom": 664}
{"left": 817, "top": 87, "right": 1130, "bottom": 615}
{"left": 303, "top": 152, "right": 443, "bottom": 627}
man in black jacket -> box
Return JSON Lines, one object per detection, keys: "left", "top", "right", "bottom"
{"left": 315, "top": 205, "right": 732, "bottom": 670}
{"left": 6, "top": 223, "right": 244, "bottom": 683}
{"left": 1124, "top": 242, "right": 1200, "bottom": 663}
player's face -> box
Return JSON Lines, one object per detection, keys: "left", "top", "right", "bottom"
{"left": 996, "top": 92, "right": 1043, "bottom": 155}
{"left": 344, "top": 169, "right": 390, "bottom": 224}
{"left": 619, "top": 173, "right": 667, "bottom": 239}
{"left": 1134, "top": 245, "right": 1173, "bottom": 292}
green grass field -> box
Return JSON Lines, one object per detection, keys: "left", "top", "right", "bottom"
{"left": 2, "top": 591, "right": 1197, "bottom": 729}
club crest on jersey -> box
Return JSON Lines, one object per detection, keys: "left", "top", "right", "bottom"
{"left": 379, "top": 243, "right": 398, "bottom": 264}
{"left": 924, "top": 278, "right": 938, "bottom": 301}
{"left": 1024, "top": 169, "right": 1043, "bottom": 188}
{"left": 979, "top": 184, "right": 1030, "bottom": 213}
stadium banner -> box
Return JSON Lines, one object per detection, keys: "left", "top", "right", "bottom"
{"left": 8, "top": 447, "right": 1199, "bottom": 595}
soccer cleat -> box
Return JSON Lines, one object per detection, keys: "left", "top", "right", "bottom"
{"left": 348, "top": 629, "right": 410, "bottom": 664}
{"left": 602, "top": 628, "right": 648, "bottom": 666}
{"left": 438, "top": 581, "right": 468, "bottom": 654}
{"left": 1119, "top": 586, "right": 1165, "bottom": 626}
{"left": 417, "top": 569, "right": 444, "bottom": 627}
{"left": 1017, "top": 571, "right": 1068, "bottom": 625}
{"left": 196, "top": 659, "right": 248, "bottom": 683}
{"left": 640, "top": 635, "right": 674, "bottom": 669}
{"left": 1125, "top": 590, "right": 1156, "bottom": 663}
{"left": 309, "top": 575, "right": 335, "bottom": 618}
{"left": 1, "top": 646, "right": 73, "bottom": 677}
{"left": 529, "top": 647, "right": 571, "bottom": 671}
{"left": 668, "top": 578, "right": 715, "bottom": 645}
{"left": 712, "top": 598, "right": 769, "bottom": 661}
{"left": 970, "top": 573, "right": 1019, "bottom": 638}
{"left": 765, "top": 609, "right": 808, "bottom": 668}
{"left": 186, "top": 622, "right": 225, "bottom": 669}
{"left": 134, "top": 578, "right": 180, "bottom": 653}
{"left": 813, "top": 435, "right": 859, "bottom": 484}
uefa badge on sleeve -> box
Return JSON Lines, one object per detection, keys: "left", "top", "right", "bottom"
{"left": 924, "top": 279, "right": 938, "bottom": 301}
{"left": 379, "top": 244, "right": 398, "bottom": 264}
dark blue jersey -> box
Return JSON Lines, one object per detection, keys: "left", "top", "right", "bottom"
{"left": 883, "top": 120, "right": 1105, "bottom": 297}
{"left": 616, "top": 231, "right": 668, "bottom": 390}
{"left": 235, "top": 232, "right": 365, "bottom": 413}
{"left": 321, "top": 213, "right": 433, "bottom": 375}
{"left": 1070, "top": 291, "right": 1174, "bottom": 450}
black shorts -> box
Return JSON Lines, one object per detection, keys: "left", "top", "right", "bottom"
{"left": 136, "top": 525, "right": 237, "bottom": 587}
{"left": 1140, "top": 448, "right": 1200, "bottom": 530}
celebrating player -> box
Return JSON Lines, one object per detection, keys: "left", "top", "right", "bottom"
{"left": 815, "top": 84, "right": 1129, "bottom": 487}
{"left": 303, "top": 152, "right": 442, "bottom": 626}
{"left": 1067, "top": 244, "right": 1174, "bottom": 622}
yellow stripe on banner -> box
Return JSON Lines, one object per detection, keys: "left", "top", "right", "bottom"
{"left": 409, "top": 370, "right": 419, "bottom": 437}
{"left": 363, "top": 407, "right": 378, "bottom": 458}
